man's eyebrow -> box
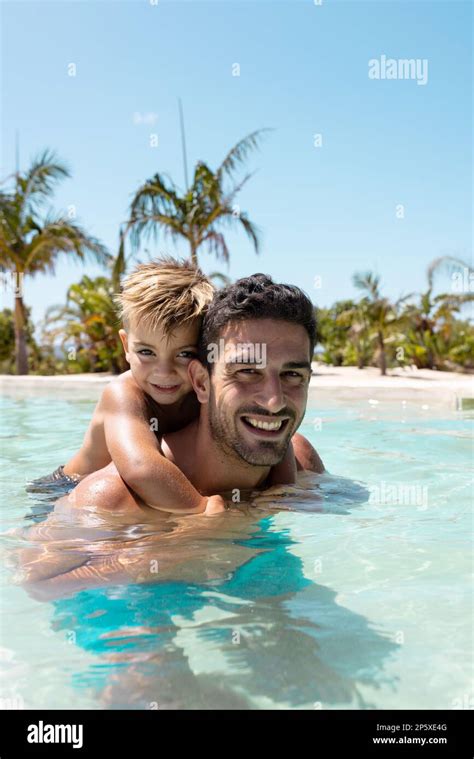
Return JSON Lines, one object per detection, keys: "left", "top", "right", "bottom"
{"left": 283, "top": 361, "right": 312, "bottom": 371}
{"left": 224, "top": 359, "right": 312, "bottom": 370}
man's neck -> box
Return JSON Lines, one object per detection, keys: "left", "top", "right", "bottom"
{"left": 165, "top": 419, "right": 271, "bottom": 496}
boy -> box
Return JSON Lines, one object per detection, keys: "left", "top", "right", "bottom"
{"left": 28, "top": 257, "right": 296, "bottom": 515}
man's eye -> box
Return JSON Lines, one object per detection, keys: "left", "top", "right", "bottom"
{"left": 138, "top": 349, "right": 154, "bottom": 356}
{"left": 237, "top": 368, "right": 258, "bottom": 375}
{"left": 283, "top": 371, "right": 304, "bottom": 379}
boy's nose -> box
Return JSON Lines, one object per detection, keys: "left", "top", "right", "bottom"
{"left": 149, "top": 362, "right": 176, "bottom": 379}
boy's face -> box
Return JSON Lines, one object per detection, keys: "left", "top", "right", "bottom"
{"left": 119, "top": 319, "right": 200, "bottom": 405}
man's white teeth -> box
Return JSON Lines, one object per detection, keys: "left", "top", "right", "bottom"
{"left": 244, "top": 417, "right": 283, "bottom": 430}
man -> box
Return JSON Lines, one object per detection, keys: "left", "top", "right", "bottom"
{"left": 19, "top": 274, "right": 324, "bottom": 594}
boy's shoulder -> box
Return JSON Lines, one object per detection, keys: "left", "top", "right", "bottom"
{"left": 109, "top": 369, "right": 137, "bottom": 389}
{"left": 101, "top": 371, "right": 144, "bottom": 405}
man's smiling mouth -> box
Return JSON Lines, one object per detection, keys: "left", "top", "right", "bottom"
{"left": 240, "top": 415, "right": 290, "bottom": 435}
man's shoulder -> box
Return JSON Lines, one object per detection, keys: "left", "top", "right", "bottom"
{"left": 292, "top": 432, "right": 325, "bottom": 474}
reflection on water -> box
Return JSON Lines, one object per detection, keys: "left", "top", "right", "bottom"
{"left": 52, "top": 518, "right": 397, "bottom": 709}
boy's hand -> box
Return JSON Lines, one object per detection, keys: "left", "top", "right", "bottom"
{"left": 202, "top": 495, "right": 227, "bottom": 516}
{"left": 251, "top": 484, "right": 301, "bottom": 500}
{"left": 249, "top": 484, "right": 301, "bottom": 510}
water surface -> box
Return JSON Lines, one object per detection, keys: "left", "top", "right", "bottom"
{"left": 1, "top": 394, "right": 472, "bottom": 709}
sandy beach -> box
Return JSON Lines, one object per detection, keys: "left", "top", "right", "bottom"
{"left": 309, "top": 364, "right": 474, "bottom": 406}
{"left": 1, "top": 365, "right": 472, "bottom": 406}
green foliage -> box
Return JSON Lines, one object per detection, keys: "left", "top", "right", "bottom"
{"left": 43, "top": 275, "right": 127, "bottom": 374}
{"left": 316, "top": 300, "right": 360, "bottom": 366}
{"left": 316, "top": 269, "right": 474, "bottom": 374}
{"left": 0, "top": 309, "right": 15, "bottom": 367}
{"left": 0, "top": 307, "right": 59, "bottom": 374}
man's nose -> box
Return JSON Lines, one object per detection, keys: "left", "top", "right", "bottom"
{"left": 254, "top": 375, "right": 286, "bottom": 414}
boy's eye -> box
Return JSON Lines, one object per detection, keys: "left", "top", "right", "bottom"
{"left": 137, "top": 349, "right": 155, "bottom": 356}
{"left": 177, "top": 351, "right": 197, "bottom": 359}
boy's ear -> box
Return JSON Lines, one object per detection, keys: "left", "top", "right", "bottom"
{"left": 188, "top": 359, "right": 210, "bottom": 403}
{"left": 118, "top": 329, "right": 130, "bottom": 361}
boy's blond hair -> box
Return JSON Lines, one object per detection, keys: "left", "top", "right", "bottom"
{"left": 115, "top": 256, "right": 215, "bottom": 334}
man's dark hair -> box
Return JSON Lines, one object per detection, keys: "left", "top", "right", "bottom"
{"left": 198, "top": 273, "right": 316, "bottom": 369}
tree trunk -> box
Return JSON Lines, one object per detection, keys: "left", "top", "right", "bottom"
{"left": 189, "top": 236, "right": 198, "bottom": 266}
{"left": 378, "top": 331, "right": 386, "bottom": 376}
{"left": 14, "top": 291, "right": 29, "bottom": 375}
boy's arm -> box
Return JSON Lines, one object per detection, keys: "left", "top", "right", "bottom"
{"left": 101, "top": 383, "right": 220, "bottom": 515}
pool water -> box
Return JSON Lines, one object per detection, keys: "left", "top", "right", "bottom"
{"left": 0, "top": 393, "right": 472, "bottom": 710}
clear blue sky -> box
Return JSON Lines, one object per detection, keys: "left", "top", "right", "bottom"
{"left": 1, "top": 0, "right": 472, "bottom": 325}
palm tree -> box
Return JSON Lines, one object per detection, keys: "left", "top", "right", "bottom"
{"left": 0, "top": 149, "right": 110, "bottom": 374}
{"left": 399, "top": 258, "right": 474, "bottom": 369}
{"left": 113, "top": 130, "right": 268, "bottom": 282}
{"left": 335, "top": 298, "right": 372, "bottom": 369}
{"left": 352, "top": 272, "right": 407, "bottom": 375}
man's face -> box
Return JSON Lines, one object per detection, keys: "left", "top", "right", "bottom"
{"left": 204, "top": 319, "right": 312, "bottom": 467}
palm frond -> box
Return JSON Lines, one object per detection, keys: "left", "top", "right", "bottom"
{"left": 223, "top": 171, "right": 255, "bottom": 207}
{"left": 19, "top": 149, "right": 70, "bottom": 217}
{"left": 128, "top": 213, "right": 186, "bottom": 253}
{"left": 236, "top": 212, "right": 261, "bottom": 255}
{"left": 202, "top": 231, "right": 230, "bottom": 262}
{"left": 352, "top": 271, "right": 381, "bottom": 299}
{"left": 22, "top": 215, "right": 110, "bottom": 274}
{"left": 217, "top": 129, "right": 271, "bottom": 182}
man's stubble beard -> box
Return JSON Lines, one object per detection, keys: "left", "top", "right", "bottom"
{"left": 207, "top": 384, "right": 297, "bottom": 467}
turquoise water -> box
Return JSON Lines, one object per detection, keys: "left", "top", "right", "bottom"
{"left": 0, "top": 394, "right": 472, "bottom": 710}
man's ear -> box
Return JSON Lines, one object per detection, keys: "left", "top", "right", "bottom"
{"left": 188, "top": 359, "right": 210, "bottom": 403}
{"left": 119, "top": 329, "right": 130, "bottom": 363}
